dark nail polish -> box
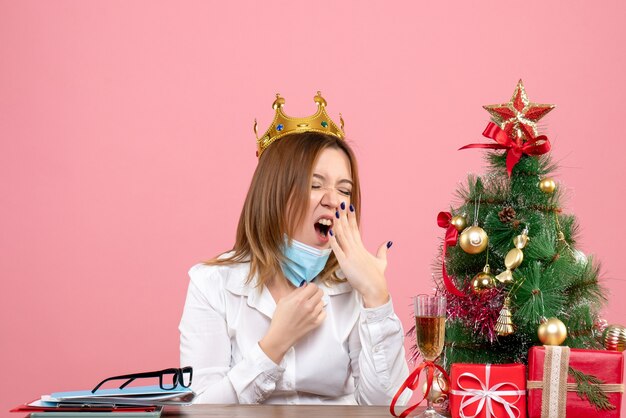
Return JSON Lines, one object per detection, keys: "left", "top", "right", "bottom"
{"left": 340, "top": 202, "right": 346, "bottom": 210}
{"left": 299, "top": 280, "right": 306, "bottom": 287}
{"left": 335, "top": 210, "right": 340, "bottom": 218}
{"left": 387, "top": 241, "right": 393, "bottom": 249}
{"left": 349, "top": 204, "right": 355, "bottom": 212}
{"left": 329, "top": 229, "right": 334, "bottom": 236}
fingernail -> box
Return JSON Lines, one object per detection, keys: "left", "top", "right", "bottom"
{"left": 340, "top": 202, "right": 346, "bottom": 210}
{"left": 335, "top": 210, "right": 340, "bottom": 219}
{"left": 329, "top": 229, "right": 334, "bottom": 236}
{"left": 299, "top": 280, "right": 306, "bottom": 287}
{"left": 349, "top": 204, "right": 355, "bottom": 212}
{"left": 387, "top": 241, "right": 393, "bottom": 249}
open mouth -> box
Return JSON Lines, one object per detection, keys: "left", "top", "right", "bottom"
{"left": 314, "top": 218, "right": 333, "bottom": 238}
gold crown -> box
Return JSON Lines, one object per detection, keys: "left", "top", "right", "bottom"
{"left": 254, "top": 91, "right": 345, "bottom": 157}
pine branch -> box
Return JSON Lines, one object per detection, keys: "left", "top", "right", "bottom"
{"left": 568, "top": 367, "right": 616, "bottom": 411}
{"left": 523, "top": 224, "right": 557, "bottom": 262}
{"left": 486, "top": 152, "right": 557, "bottom": 177}
{"left": 564, "top": 257, "right": 606, "bottom": 307}
{"left": 563, "top": 303, "right": 604, "bottom": 349}
{"left": 512, "top": 262, "right": 568, "bottom": 336}
{"left": 483, "top": 215, "right": 516, "bottom": 257}
{"left": 557, "top": 214, "right": 580, "bottom": 246}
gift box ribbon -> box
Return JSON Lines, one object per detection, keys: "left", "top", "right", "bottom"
{"left": 451, "top": 364, "right": 526, "bottom": 418}
{"left": 527, "top": 381, "right": 624, "bottom": 392}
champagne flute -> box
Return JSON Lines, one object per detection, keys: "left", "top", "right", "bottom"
{"left": 414, "top": 294, "right": 446, "bottom": 418}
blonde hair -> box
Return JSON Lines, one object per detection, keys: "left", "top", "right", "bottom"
{"left": 206, "top": 132, "right": 361, "bottom": 286}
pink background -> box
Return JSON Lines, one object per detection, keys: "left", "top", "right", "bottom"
{"left": 1, "top": 0, "right": 625, "bottom": 413}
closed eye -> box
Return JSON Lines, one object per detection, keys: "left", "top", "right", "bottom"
{"left": 312, "top": 185, "right": 351, "bottom": 196}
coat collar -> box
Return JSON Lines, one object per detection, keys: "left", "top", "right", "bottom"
{"left": 223, "top": 264, "right": 353, "bottom": 319}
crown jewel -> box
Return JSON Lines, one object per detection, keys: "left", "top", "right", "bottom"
{"left": 254, "top": 91, "right": 345, "bottom": 157}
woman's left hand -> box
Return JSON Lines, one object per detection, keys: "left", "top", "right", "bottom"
{"left": 328, "top": 202, "right": 391, "bottom": 308}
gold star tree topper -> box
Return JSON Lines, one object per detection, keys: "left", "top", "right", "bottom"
{"left": 483, "top": 80, "right": 555, "bottom": 143}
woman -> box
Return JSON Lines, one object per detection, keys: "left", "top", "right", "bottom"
{"left": 179, "top": 93, "right": 409, "bottom": 405}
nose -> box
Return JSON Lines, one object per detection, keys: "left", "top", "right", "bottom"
{"left": 320, "top": 187, "right": 341, "bottom": 209}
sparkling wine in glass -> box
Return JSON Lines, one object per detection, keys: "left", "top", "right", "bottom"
{"left": 413, "top": 295, "right": 446, "bottom": 418}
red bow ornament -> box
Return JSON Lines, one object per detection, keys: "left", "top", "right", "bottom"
{"left": 460, "top": 122, "right": 551, "bottom": 176}
{"left": 437, "top": 212, "right": 466, "bottom": 298}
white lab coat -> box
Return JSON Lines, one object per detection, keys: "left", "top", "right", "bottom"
{"left": 179, "top": 257, "right": 409, "bottom": 405}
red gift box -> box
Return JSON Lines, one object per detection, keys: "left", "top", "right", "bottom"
{"left": 450, "top": 363, "right": 526, "bottom": 418}
{"left": 527, "top": 346, "right": 624, "bottom": 418}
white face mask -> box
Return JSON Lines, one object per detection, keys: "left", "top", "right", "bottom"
{"left": 280, "top": 236, "right": 331, "bottom": 287}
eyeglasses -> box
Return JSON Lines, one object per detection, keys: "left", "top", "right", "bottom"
{"left": 91, "top": 367, "right": 193, "bottom": 393}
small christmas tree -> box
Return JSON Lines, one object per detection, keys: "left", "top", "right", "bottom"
{"left": 423, "top": 80, "right": 608, "bottom": 368}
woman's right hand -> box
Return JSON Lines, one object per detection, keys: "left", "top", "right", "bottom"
{"left": 259, "top": 283, "right": 326, "bottom": 364}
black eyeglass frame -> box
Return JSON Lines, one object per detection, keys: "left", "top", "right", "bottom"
{"left": 91, "top": 367, "right": 193, "bottom": 393}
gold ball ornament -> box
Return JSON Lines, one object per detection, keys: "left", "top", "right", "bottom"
{"left": 459, "top": 226, "right": 489, "bottom": 254}
{"left": 539, "top": 177, "right": 556, "bottom": 194}
{"left": 537, "top": 317, "right": 568, "bottom": 345}
{"left": 472, "top": 264, "right": 497, "bottom": 293}
{"left": 451, "top": 215, "right": 468, "bottom": 232}
{"left": 421, "top": 373, "right": 449, "bottom": 404}
{"left": 603, "top": 324, "right": 626, "bottom": 352}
